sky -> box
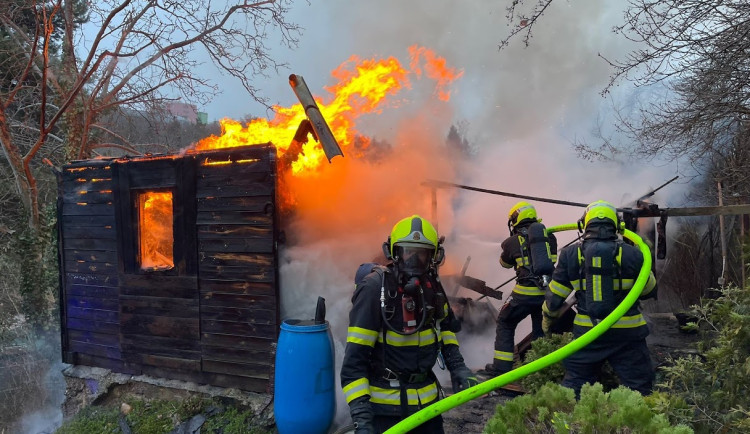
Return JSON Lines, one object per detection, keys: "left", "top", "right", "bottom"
{"left": 30, "top": 1, "right": 690, "bottom": 432}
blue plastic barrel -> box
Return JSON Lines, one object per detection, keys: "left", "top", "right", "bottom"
{"left": 274, "top": 319, "right": 335, "bottom": 434}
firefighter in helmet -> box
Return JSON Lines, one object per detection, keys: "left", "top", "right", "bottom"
{"left": 481, "top": 201, "right": 558, "bottom": 377}
{"left": 543, "top": 200, "right": 657, "bottom": 397}
{"left": 341, "top": 215, "right": 477, "bottom": 434}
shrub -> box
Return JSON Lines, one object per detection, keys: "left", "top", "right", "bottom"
{"left": 484, "top": 382, "right": 693, "bottom": 433}
{"left": 656, "top": 286, "right": 750, "bottom": 432}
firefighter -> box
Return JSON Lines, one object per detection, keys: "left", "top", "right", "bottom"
{"left": 341, "top": 215, "right": 477, "bottom": 434}
{"left": 543, "top": 200, "right": 658, "bottom": 397}
{"left": 481, "top": 202, "right": 558, "bottom": 377}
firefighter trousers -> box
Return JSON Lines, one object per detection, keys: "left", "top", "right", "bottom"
{"left": 492, "top": 297, "right": 544, "bottom": 373}
{"left": 561, "top": 338, "right": 654, "bottom": 398}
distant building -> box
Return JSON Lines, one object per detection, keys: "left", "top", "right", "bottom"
{"left": 165, "top": 102, "right": 199, "bottom": 124}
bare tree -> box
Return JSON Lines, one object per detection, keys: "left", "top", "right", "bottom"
{"left": 0, "top": 0, "right": 300, "bottom": 230}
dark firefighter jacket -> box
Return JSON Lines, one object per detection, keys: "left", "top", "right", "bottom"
{"left": 545, "top": 224, "right": 657, "bottom": 341}
{"left": 500, "top": 221, "right": 558, "bottom": 300}
{"left": 340, "top": 266, "right": 464, "bottom": 417}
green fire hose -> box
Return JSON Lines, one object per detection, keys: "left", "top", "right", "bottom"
{"left": 384, "top": 223, "right": 653, "bottom": 434}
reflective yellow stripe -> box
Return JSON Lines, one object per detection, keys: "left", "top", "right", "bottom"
{"left": 641, "top": 273, "right": 657, "bottom": 297}
{"left": 512, "top": 284, "right": 545, "bottom": 296}
{"left": 347, "top": 326, "right": 378, "bottom": 346}
{"left": 494, "top": 350, "right": 513, "bottom": 362}
{"left": 379, "top": 329, "right": 436, "bottom": 347}
{"left": 441, "top": 330, "right": 458, "bottom": 346}
{"left": 548, "top": 280, "right": 572, "bottom": 298}
{"left": 570, "top": 279, "right": 582, "bottom": 291}
{"left": 343, "top": 377, "right": 370, "bottom": 403}
{"left": 370, "top": 383, "right": 439, "bottom": 406}
{"left": 578, "top": 279, "right": 635, "bottom": 291}
{"left": 574, "top": 313, "right": 646, "bottom": 328}
{"left": 515, "top": 256, "right": 531, "bottom": 267}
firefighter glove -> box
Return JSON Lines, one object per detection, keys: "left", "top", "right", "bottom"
{"left": 450, "top": 365, "right": 479, "bottom": 392}
{"left": 349, "top": 396, "right": 375, "bottom": 434}
{"left": 542, "top": 312, "right": 554, "bottom": 334}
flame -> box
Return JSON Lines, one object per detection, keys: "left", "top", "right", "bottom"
{"left": 192, "top": 45, "right": 461, "bottom": 177}
{"left": 137, "top": 191, "right": 174, "bottom": 271}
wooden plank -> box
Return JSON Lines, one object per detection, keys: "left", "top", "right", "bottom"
{"left": 124, "top": 353, "right": 200, "bottom": 372}
{"left": 119, "top": 274, "right": 197, "bottom": 289}
{"left": 63, "top": 190, "right": 114, "bottom": 203}
{"left": 120, "top": 313, "right": 199, "bottom": 339}
{"left": 198, "top": 252, "right": 273, "bottom": 268}
{"left": 201, "top": 345, "right": 274, "bottom": 365}
{"left": 196, "top": 171, "right": 273, "bottom": 191}
{"left": 68, "top": 329, "right": 120, "bottom": 347}
{"left": 65, "top": 317, "right": 119, "bottom": 334}
{"left": 199, "top": 280, "right": 275, "bottom": 296}
{"left": 200, "top": 305, "right": 276, "bottom": 323}
{"left": 198, "top": 265, "right": 274, "bottom": 282}
{"left": 201, "top": 333, "right": 275, "bottom": 350}
{"left": 62, "top": 225, "right": 117, "bottom": 240}
{"left": 196, "top": 157, "right": 271, "bottom": 177}
{"left": 67, "top": 296, "right": 119, "bottom": 311}
{"left": 200, "top": 292, "right": 275, "bottom": 308}
{"left": 63, "top": 238, "right": 118, "bottom": 251}
{"left": 121, "top": 333, "right": 201, "bottom": 353}
{"left": 73, "top": 353, "right": 141, "bottom": 375}
{"left": 202, "top": 359, "right": 272, "bottom": 379}
{"left": 195, "top": 183, "right": 274, "bottom": 199}
{"left": 127, "top": 160, "right": 177, "bottom": 189}
{"left": 61, "top": 179, "right": 113, "bottom": 195}
{"left": 64, "top": 260, "right": 117, "bottom": 275}
{"left": 66, "top": 306, "right": 119, "bottom": 323}
{"left": 175, "top": 156, "right": 198, "bottom": 276}
{"left": 62, "top": 165, "right": 113, "bottom": 180}
{"left": 197, "top": 225, "right": 273, "bottom": 239}
{"left": 61, "top": 215, "right": 116, "bottom": 228}
{"left": 121, "top": 338, "right": 201, "bottom": 362}
{"left": 66, "top": 284, "right": 119, "bottom": 299}
{"left": 662, "top": 204, "right": 750, "bottom": 217}
{"left": 120, "top": 295, "right": 199, "bottom": 317}
{"left": 196, "top": 195, "right": 273, "bottom": 213}
{"left": 66, "top": 273, "right": 119, "bottom": 287}
{"left": 201, "top": 320, "right": 276, "bottom": 338}
{"left": 69, "top": 340, "right": 121, "bottom": 359}
{"left": 198, "top": 238, "right": 273, "bottom": 253}
{"left": 198, "top": 372, "right": 269, "bottom": 393}
{"left": 196, "top": 211, "right": 273, "bottom": 226}
{"left": 62, "top": 202, "right": 114, "bottom": 216}
{"left": 121, "top": 284, "right": 197, "bottom": 299}
{"left": 64, "top": 249, "right": 118, "bottom": 263}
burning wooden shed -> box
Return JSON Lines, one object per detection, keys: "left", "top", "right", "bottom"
{"left": 58, "top": 144, "right": 282, "bottom": 392}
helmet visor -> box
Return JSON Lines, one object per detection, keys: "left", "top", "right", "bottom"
{"left": 396, "top": 245, "right": 433, "bottom": 276}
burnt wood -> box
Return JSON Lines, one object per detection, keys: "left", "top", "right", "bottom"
{"left": 59, "top": 145, "right": 280, "bottom": 392}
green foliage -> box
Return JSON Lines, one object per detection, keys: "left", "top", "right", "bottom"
{"left": 484, "top": 382, "right": 693, "bottom": 433}
{"left": 55, "top": 406, "right": 121, "bottom": 434}
{"left": 55, "top": 397, "right": 273, "bottom": 434}
{"left": 519, "top": 333, "right": 618, "bottom": 393}
{"left": 656, "top": 286, "right": 750, "bottom": 432}
{"left": 203, "top": 407, "right": 272, "bottom": 434}
{"left": 17, "top": 205, "right": 59, "bottom": 329}
{"left": 518, "top": 333, "right": 572, "bottom": 392}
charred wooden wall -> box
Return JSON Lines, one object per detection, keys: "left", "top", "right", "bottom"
{"left": 58, "top": 144, "right": 280, "bottom": 393}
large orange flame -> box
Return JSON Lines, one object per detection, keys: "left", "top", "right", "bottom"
{"left": 138, "top": 191, "right": 174, "bottom": 271}
{"left": 192, "top": 45, "right": 462, "bottom": 176}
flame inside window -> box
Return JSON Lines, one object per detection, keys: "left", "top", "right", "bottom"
{"left": 137, "top": 191, "right": 174, "bottom": 271}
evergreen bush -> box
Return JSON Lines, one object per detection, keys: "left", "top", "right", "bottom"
{"left": 484, "top": 382, "right": 693, "bottom": 433}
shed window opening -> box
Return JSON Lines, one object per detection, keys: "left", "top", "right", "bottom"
{"left": 137, "top": 190, "right": 174, "bottom": 271}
